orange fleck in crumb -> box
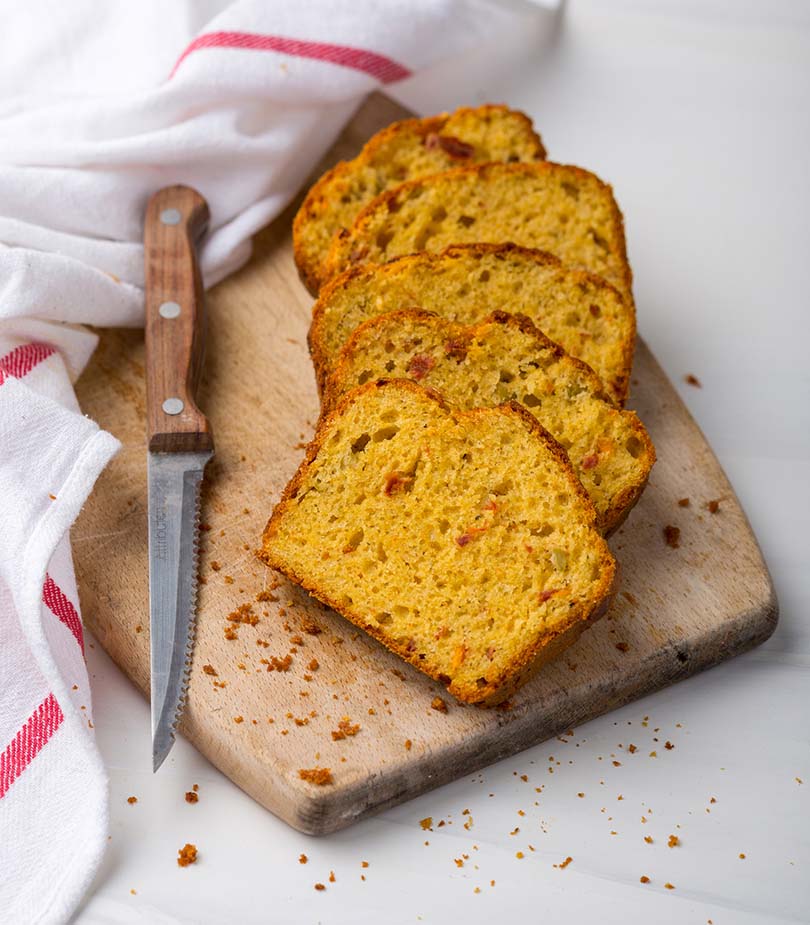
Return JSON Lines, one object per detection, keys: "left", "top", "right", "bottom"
{"left": 185, "top": 791, "right": 198, "bottom": 804}
{"left": 431, "top": 696, "right": 448, "bottom": 713}
{"left": 668, "top": 835, "right": 679, "bottom": 848}
{"left": 420, "top": 817, "right": 433, "bottom": 831}
{"left": 177, "top": 844, "right": 198, "bottom": 867}
{"left": 127, "top": 796, "right": 137, "bottom": 805}
{"left": 298, "top": 767, "right": 332, "bottom": 785}
{"left": 640, "top": 875, "right": 650, "bottom": 884}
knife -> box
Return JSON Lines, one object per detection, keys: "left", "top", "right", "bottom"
{"left": 144, "top": 186, "right": 214, "bottom": 772}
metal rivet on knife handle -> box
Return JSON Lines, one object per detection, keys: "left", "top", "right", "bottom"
{"left": 162, "top": 397, "right": 184, "bottom": 415}
{"left": 160, "top": 208, "right": 182, "bottom": 226}
{"left": 159, "top": 301, "right": 181, "bottom": 319}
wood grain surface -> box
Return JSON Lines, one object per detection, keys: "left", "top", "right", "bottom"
{"left": 72, "top": 93, "right": 777, "bottom": 835}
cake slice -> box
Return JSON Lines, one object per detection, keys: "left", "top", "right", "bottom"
{"left": 310, "top": 244, "right": 635, "bottom": 405}
{"left": 324, "top": 311, "right": 655, "bottom": 535}
{"left": 294, "top": 105, "right": 546, "bottom": 294}
{"left": 322, "top": 162, "right": 633, "bottom": 305}
{"left": 260, "top": 380, "right": 617, "bottom": 706}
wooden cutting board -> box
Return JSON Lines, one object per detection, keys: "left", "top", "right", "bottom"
{"left": 73, "top": 93, "right": 777, "bottom": 835}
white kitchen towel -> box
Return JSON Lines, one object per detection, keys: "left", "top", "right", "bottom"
{"left": 0, "top": 1, "right": 558, "bottom": 921}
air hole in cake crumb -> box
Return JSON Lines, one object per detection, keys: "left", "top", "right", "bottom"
{"left": 375, "top": 230, "right": 394, "bottom": 252}
{"left": 565, "top": 311, "right": 581, "bottom": 327}
{"left": 458, "top": 215, "right": 476, "bottom": 228}
{"left": 357, "top": 370, "right": 372, "bottom": 385}
{"left": 561, "top": 181, "right": 580, "bottom": 200}
{"left": 432, "top": 206, "right": 448, "bottom": 222}
{"left": 625, "top": 436, "right": 643, "bottom": 458}
{"left": 384, "top": 360, "right": 395, "bottom": 372}
{"left": 351, "top": 433, "right": 371, "bottom": 453}
{"left": 493, "top": 478, "right": 513, "bottom": 495}
{"left": 377, "top": 543, "right": 388, "bottom": 563}
{"left": 373, "top": 425, "right": 399, "bottom": 442}
{"left": 479, "top": 270, "right": 491, "bottom": 282}
{"left": 438, "top": 518, "right": 450, "bottom": 534}
{"left": 375, "top": 612, "right": 393, "bottom": 625}
{"left": 345, "top": 528, "right": 364, "bottom": 552}
{"left": 475, "top": 677, "right": 488, "bottom": 689}
{"left": 499, "top": 370, "right": 515, "bottom": 384}
{"left": 522, "top": 393, "right": 542, "bottom": 408}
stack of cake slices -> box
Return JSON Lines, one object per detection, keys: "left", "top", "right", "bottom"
{"left": 261, "top": 105, "right": 656, "bottom": 706}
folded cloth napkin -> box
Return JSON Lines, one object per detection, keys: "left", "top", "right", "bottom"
{"left": 0, "top": 1, "right": 557, "bottom": 921}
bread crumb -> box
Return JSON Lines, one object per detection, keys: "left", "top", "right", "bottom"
{"left": 577, "top": 792, "right": 585, "bottom": 798}
{"left": 664, "top": 882, "right": 675, "bottom": 890}
{"left": 615, "top": 642, "right": 629, "bottom": 653}
{"left": 314, "top": 883, "right": 326, "bottom": 891}
{"left": 299, "top": 767, "right": 333, "bottom": 785}
{"left": 649, "top": 750, "right": 658, "bottom": 758}
{"left": 739, "top": 853, "right": 746, "bottom": 859}
{"left": 134, "top": 624, "right": 143, "bottom": 633}
{"left": 556, "top": 856, "right": 573, "bottom": 869}
{"left": 331, "top": 717, "right": 360, "bottom": 740}
{"left": 665, "top": 741, "right": 674, "bottom": 750}
{"left": 404, "top": 739, "right": 412, "bottom": 751}
{"left": 185, "top": 791, "right": 198, "bottom": 804}
{"left": 640, "top": 875, "right": 650, "bottom": 884}
{"left": 202, "top": 664, "right": 218, "bottom": 676}
{"left": 361, "top": 861, "right": 369, "bottom": 868}
{"left": 684, "top": 374, "right": 701, "bottom": 387}
{"left": 299, "top": 854, "right": 307, "bottom": 864}
{"left": 210, "top": 561, "right": 221, "bottom": 571}
{"left": 308, "top": 658, "right": 319, "bottom": 671}
{"left": 227, "top": 603, "right": 258, "bottom": 625}
{"left": 431, "top": 696, "right": 448, "bottom": 713}
{"left": 127, "top": 796, "right": 137, "bottom": 805}
{"left": 329, "top": 871, "right": 336, "bottom": 882}
{"left": 644, "top": 836, "right": 653, "bottom": 844}
{"left": 677, "top": 498, "right": 690, "bottom": 507}
{"left": 224, "top": 575, "right": 234, "bottom": 585}
{"left": 515, "top": 852, "right": 524, "bottom": 859}
{"left": 707, "top": 499, "right": 720, "bottom": 514}
{"left": 177, "top": 843, "right": 198, "bottom": 867}
{"left": 663, "top": 525, "right": 681, "bottom": 549}
{"left": 419, "top": 817, "right": 433, "bottom": 831}
{"left": 668, "top": 835, "right": 679, "bottom": 848}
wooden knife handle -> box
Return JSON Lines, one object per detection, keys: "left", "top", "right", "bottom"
{"left": 144, "top": 186, "right": 214, "bottom": 454}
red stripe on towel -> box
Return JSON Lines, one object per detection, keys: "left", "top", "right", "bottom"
{"left": 169, "top": 31, "right": 411, "bottom": 83}
{"left": 0, "top": 342, "right": 55, "bottom": 385}
{"left": 43, "top": 575, "right": 85, "bottom": 654}
{"left": 0, "top": 693, "right": 64, "bottom": 799}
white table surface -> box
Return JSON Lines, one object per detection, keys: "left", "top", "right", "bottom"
{"left": 75, "top": 2, "right": 810, "bottom": 922}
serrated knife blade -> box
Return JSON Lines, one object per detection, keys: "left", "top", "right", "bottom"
{"left": 148, "top": 451, "right": 211, "bottom": 771}
{"left": 144, "top": 186, "right": 214, "bottom": 772}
